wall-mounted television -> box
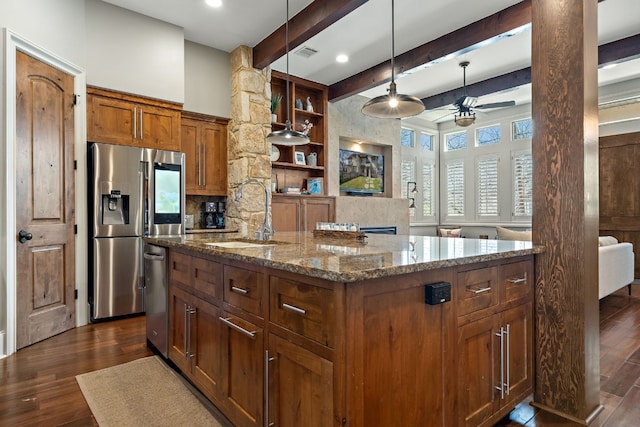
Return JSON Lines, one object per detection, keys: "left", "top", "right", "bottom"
{"left": 339, "top": 148, "right": 384, "bottom": 195}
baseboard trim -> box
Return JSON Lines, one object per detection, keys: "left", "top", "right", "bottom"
{"left": 530, "top": 400, "right": 604, "bottom": 425}
{"left": 0, "top": 330, "right": 5, "bottom": 358}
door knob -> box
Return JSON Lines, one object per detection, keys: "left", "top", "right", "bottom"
{"left": 18, "top": 229, "right": 33, "bottom": 244}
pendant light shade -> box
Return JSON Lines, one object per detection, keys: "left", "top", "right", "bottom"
{"left": 266, "top": 0, "right": 309, "bottom": 146}
{"left": 362, "top": 0, "right": 424, "bottom": 119}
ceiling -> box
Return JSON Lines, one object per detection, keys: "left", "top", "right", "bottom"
{"left": 101, "top": 0, "right": 640, "bottom": 123}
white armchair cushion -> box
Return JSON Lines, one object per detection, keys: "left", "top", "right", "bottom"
{"left": 598, "top": 242, "right": 634, "bottom": 299}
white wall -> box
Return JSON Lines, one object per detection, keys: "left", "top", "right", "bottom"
{"left": 184, "top": 41, "right": 231, "bottom": 118}
{"left": 85, "top": 0, "right": 184, "bottom": 103}
{"left": 1, "top": 0, "right": 87, "bottom": 357}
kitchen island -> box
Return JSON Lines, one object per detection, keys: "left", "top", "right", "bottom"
{"left": 146, "top": 232, "right": 542, "bottom": 427}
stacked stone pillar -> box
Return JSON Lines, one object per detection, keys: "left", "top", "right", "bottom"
{"left": 226, "top": 46, "right": 273, "bottom": 236}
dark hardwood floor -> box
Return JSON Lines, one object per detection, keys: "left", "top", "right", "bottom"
{"left": 1, "top": 284, "right": 638, "bottom": 427}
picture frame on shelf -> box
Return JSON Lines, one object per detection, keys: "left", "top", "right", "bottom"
{"left": 294, "top": 151, "right": 306, "bottom": 165}
{"left": 308, "top": 178, "right": 322, "bottom": 194}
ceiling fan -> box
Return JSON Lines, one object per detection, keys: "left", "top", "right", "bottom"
{"left": 437, "top": 61, "right": 516, "bottom": 127}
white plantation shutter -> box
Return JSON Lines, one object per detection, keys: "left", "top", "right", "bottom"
{"left": 422, "top": 163, "right": 434, "bottom": 216}
{"left": 513, "top": 152, "right": 533, "bottom": 217}
{"left": 446, "top": 161, "right": 464, "bottom": 216}
{"left": 401, "top": 160, "right": 415, "bottom": 198}
{"left": 477, "top": 156, "right": 499, "bottom": 216}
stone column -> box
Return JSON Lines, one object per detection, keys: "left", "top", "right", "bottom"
{"left": 226, "top": 45, "right": 273, "bottom": 237}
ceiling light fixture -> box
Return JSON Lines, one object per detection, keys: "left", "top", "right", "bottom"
{"left": 205, "top": 0, "right": 222, "bottom": 8}
{"left": 454, "top": 111, "right": 476, "bottom": 127}
{"left": 336, "top": 54, "right": 349, "bottom": 63}
{"left": 361, "top": 0, "right": 425, "bottom": 119}
{"left": 266, "top": 0, "right": 309, "bottom": 146}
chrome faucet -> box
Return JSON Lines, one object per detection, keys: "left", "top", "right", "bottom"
{"left": 235, "top": 178, "right": 274, "bottom": 240}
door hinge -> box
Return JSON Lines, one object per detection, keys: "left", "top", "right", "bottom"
{"left": 72, "top": 94, "right": 79, "bottom": 106}
{"left": 74, "top": 289, "right": 78, "bottom": 300}
{"left": 74, "top": 224, "right": 78, "bottom": 234}
{"left": 74, "top": 160, "right": 77, "bottom": 170}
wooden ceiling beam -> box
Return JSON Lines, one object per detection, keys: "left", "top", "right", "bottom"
{"left": 328, "top": 0, "right": 532, "bottom": 101}
{"left": 421, "top": 33, "right": 640, "bottom": 110}
{"left": 252, "top": 0, "right": 369, "bottom": 70}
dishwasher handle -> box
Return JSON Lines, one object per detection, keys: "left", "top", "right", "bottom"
{"left": 144, "top": 252, "right": 165, "bottom": 261}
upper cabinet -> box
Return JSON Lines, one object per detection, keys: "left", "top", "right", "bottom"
{"left": 270, "top": 71, "right": 328, "bottom": 194}
{"left": 181, "top": 112, "right": 228, "bottom": 196}
{"left": 87, "top": 86, "right": 181, "bottom": 152}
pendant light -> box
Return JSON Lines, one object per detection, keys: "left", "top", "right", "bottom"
{"left": 362, "top": 0, "right": 425, "bottom": 119}
{"left": 266, "top": 0, "right": 309, "bottom": 145}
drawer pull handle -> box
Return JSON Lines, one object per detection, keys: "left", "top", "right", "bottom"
{"left": 219, "top": 317, "right": 256, "bottom": 339}
{"left": 231, "top": 286, "right": 249, "bottom": 295}
{"left": 469, "top": 286, "right": 492, "bottom": 294}
{"left": 282, "top": 303, "right": 307, "bottom": 315}
{"left": 507, "top": 274, "right": 527, "bottom": 284}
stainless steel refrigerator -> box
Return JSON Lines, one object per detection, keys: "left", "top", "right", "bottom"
{"left": 88, "top": 142, "right": 184, "bottom": 321}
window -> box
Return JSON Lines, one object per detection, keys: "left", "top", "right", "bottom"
{"left": 476, "top": 125, "right": 501, "bottom": 146}
{"left": 477, "top": 156, "right": 499, "bottom": 216}
{"left": 512, "top": 118, "right": 533, "bottom": 140}
{"left": 420, "top": 132, "right": 433, "bottom": 151}
{"left": 512, "top": 151, "right": 533, "bottom": 218}
{"left": 401, "top": 128, "right": 415, "bottom": 147}
{"left": 401, "top": 160, "right": 415, "bottom": 198}
{"left": 446, "top": 161, "right": 464, "bottom": 216}
{"left": 446, "top": 131, "right": 467, "bottom": 151}
{"left": 422, "top": 163, "right": 434, "bottom": 216}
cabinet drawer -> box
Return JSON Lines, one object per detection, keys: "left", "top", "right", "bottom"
{"left": 223, "top": 265, "right": 263, "bottom": 316}
{"left": 500, "top": 260, "right": 532, "bottom": 305}
{"left": 170, "top": 251, "right": 192, "bottom": 287}
{"left": 457, "top": 266, "right": 499, "bottom": 317}
{"left": 193, "top": 256, "right": 221, "bottom": 299}
{"left": 269, "top": 277, "right": 335, "bottom": 348}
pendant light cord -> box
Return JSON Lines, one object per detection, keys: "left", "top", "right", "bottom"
{"left": 285, "top": 0, "right": 291, "bottom": 124}
{"left": 390, "top": 0, "right": 395, "bottom": 84}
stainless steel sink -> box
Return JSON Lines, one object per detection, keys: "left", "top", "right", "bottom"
{"left": 204, "top": 241, "right": 276, "bottom": 249}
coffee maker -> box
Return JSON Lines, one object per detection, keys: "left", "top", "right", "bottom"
{"left": 201, "top": 201, "right": 225, "bottom": 229}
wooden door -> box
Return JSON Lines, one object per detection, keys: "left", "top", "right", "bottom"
{"left": 15, "top": 50, "right": 75, "bottom": 349}
{"left": 220, "top": 313, "right": 263, "bottom": 427}
{"left": 267, "top": 334, "right": 333, "bottom": 427}
{"left": 87, "top": 94, "right": 137, "bottom": 145}
{"left": 181, "top": 118, "right": 200, "bottom": 193}
{"left": 271, "top": 196, "right": 301, "bottom": 232}
{"left": 457, "top": 314, "right": 501, "bottom": 427}
{"left": 168, "top": 285, "right": 190, "bottom": 374}
{"left": 139, "top": 103, "right": 180, "bottom": 151}
{"left": 303, "top": 197, "right": 335, "bottom": 231}
{"left": 191, "top": 296, "right": 224, "bottom": 402}
{"left": 200, "top": 121, "right": 227, "bottom": 195}
{"left": 599, "top": 132, "right": 640, "bottom": 278}
{"left": 501, "top": 302, "right": 533, "bottom": 408}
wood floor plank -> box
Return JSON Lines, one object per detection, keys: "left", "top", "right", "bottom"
{"left": 603, "top": 385, "right": 640, "bottom": 426}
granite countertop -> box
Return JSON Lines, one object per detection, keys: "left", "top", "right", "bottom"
{"left": 145, "top": 232, "right": 544, "bottom": 283}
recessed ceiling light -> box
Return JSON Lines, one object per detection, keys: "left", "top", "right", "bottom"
{"left": 336, "top": 54, "right": 349, "bottom": 63}
{"left": 205, "top": 0, "right": 222, "bottom": 8}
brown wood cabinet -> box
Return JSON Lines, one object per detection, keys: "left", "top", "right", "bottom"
{"left": 270, "top": 71, "right": 327, "bottom": 194}
{"left": 456, "top": 260, "right": 534, "bottom": 427}
{"left": 87, "top": 86, "right": 181, "bottom": 151}
{"left": 165, "top": 244, "right": 533, "bottom": 427}
{"left": 181, "top": 112, "right": 228, "bottom": 196}
{"left": 271, "top": 195, "right": 335, "bottom": 232}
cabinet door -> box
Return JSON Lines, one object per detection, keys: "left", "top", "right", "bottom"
{"left": 267, "top": 334, "right": 333, "bottom": 427}
{"left": 88, "top": 95, "right": 137, "bottom": 145}
{"left": 501, "top": 302, "right": 533, "bottom": 408}
{"left": 139, "top": 103, "right": 181, "bottom": 151}
{"left": 191, "top": 296, "right": 224, "bottom": 402}
{"left": 200, "top": 122, "right": 227, "bottom": 195}
{"left": 181, "top": 119, "right": 200, "bottom": 194}
{"left": 457, "top": 314, "right": 501, "bottom": 427}
{"left": 272, "top": 197, "right": 301, "bottom": 232}
{"left": 168, "top": 285, "right": 191, "bottom": 375}
{"left": 219, "top": 314, "right": 263, "bottom": 427}
{"left": 302, "top": 197, "right": 335, "bottom": 231}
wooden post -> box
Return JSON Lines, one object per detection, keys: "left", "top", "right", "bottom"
{"left": 531, "top": 0, "right": 602, "bottom": 422}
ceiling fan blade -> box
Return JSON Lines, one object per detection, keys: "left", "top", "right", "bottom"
{"left": 432, "top": 110, "right": 456, "bottom": 121}
{"left": 475, "top": 101, "right": 516, "bottom": 109}
{"left": 454, "top": 95, "right": 478, "bottom": 108}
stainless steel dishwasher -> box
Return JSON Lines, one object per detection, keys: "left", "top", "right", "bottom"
{"left": 143, "top": 243, "right": 168, "bottom": 357}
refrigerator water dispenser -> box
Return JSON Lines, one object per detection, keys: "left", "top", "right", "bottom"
{"left": 101, "top": 190, "right": 130, "bottom": 225}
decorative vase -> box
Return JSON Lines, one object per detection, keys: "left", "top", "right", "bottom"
{"left": 271, "top": 113, "right": 278, "bottom": 123}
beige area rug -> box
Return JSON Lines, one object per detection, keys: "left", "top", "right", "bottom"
{"left": 76, "top": 356, "right": 224, "bottom": 427}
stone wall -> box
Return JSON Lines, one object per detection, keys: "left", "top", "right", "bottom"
{"left": 226, "top": 46, "right": 273, "bottom": 236}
